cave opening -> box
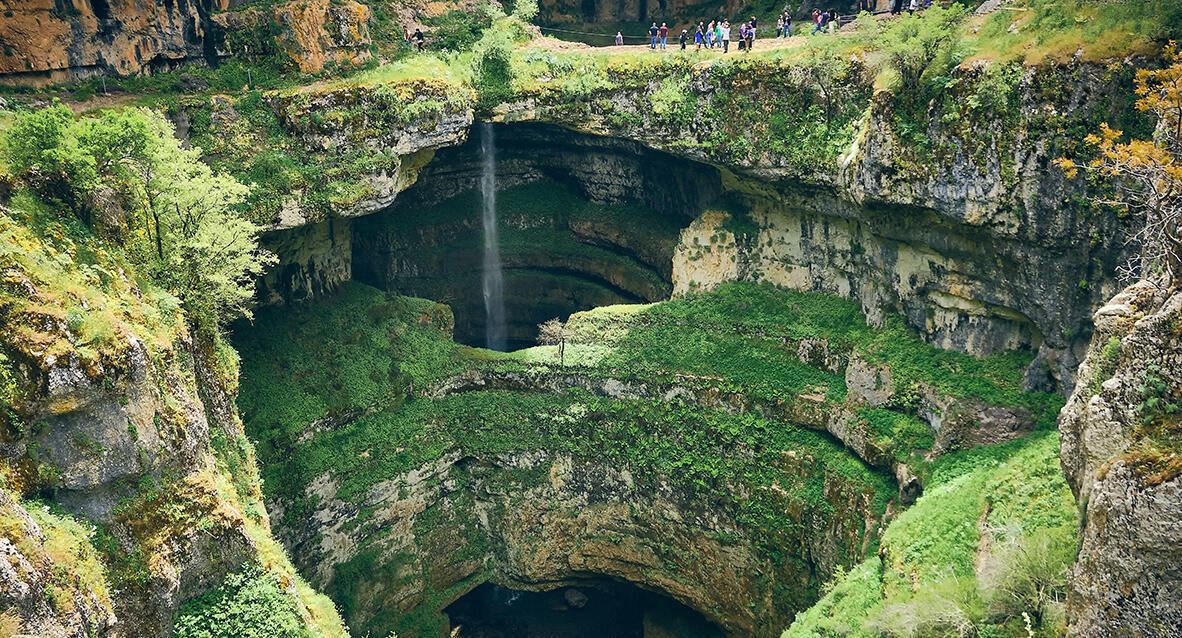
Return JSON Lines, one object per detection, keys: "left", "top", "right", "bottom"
{"left": 445, "top": 582, "right": 726, "bottom": 638}
{"left": 351, "top": 122, "right": 722, "bottom": 350}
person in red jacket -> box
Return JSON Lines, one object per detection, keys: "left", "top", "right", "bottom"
{"left": 658, "top": 23, "right": 668, "bottom": 49}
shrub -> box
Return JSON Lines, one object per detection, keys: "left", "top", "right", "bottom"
{"left": 471, "top": 25, "right": 517, "bottom": 110}
{"left": 512, "top": 0, "right": 538, "bottom": 23}
{"left": 171, "top": 562, "right": 313, "bottom": 638}
{"left": 979, "top": 526, "right": 1075, "bottom": 629}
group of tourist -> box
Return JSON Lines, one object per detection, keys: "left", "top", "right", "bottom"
{"left": 809, "top": 8, "right": 841, "bottom": 35}
{"left": 402, "top": 25, "right": 426, "bottom": 51}
{"left": 889, "top": 0, "right": 935, "bottom": 14}
{"left": 639, "top": 15, "right": 764, "bottom": 53}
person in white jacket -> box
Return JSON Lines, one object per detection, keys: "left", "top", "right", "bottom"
{"left": 720, "top": 21, "right": 731, "bottom": 53}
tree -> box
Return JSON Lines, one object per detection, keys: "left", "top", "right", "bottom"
{"left": 538, "top": 317, "right": 565, "bottom": 366}
{"left": 513, "top": 0, "right": 538, "bottom": 23}
{"left": 1056, "top": 42, "right": 1182, "bottom": 282}
{"left": 129, "top": 110, "right": 275, "bottom": 330}
{"left": 3, "top": 102, "right": 99, "bottom": 217}
{"left": 857, "top": 3, "right": 966, "bottom": 134}
{"left": 3, "top": 106, "right": 275, "bottom": 332}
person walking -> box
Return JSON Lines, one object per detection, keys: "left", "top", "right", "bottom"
{"left": 721, "top": 20, "right": 730, "bottom": 52}
{"left": 829, "top": 8, "right": 838, "bottom": 33}
{"left": 695, "top": 22, "right": 704, "bottom": 50}
{"left": 706, "top": 20, "right": 715, "bottom": 48}
{"left": 649, "top": 22, "right": 659, "bottom": 49}
{"left": 659, "top": 23, "right": 668, "bottom": 49}
{"left": 811, "top": 9, "right": 822, "bottom": 34}
{"left": 413, "top": 28, "right": 425, "bottom": 51}
{"left": 615, "top": 31, "right": 623, "bottom": 45}
{"left": 679, "top": 28, "right": 688, "bottom": 49}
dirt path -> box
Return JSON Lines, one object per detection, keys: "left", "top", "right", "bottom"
{"left": 531, "top": 32, "right": 817, "bottom": 54}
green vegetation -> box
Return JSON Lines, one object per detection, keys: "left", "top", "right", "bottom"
{"left": 1, "top": 104, "right": 273, "bottom": 333}
{"left": 235, "top": 282, "right": 469, "bottom": 461}
{"left": 234, "top": 274, "right": 1074, "bottom": 638}
{"left": 524, "top": 282, "right": 1063, "bottom": 457}
{"left": 784, "top": 431, "right": 1076, "bottom": 638}
{"left": 172, "top": 562, "right": 313, "bottom": 638}
{"left": 3, "top": 497, "right": 115, "bottom": 621}
{"left": 0, "top": 102, "right": 349, "bottom": 638}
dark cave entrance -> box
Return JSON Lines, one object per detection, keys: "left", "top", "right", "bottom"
{"left": 444, "top": 582, "right": 725, "bottom": 638}
{"left": 351, "top": 123, "right": 722, "bottom": 350}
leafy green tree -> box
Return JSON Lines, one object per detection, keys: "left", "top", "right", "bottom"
{"left": 123, "top": 110, "right": 275, "bottom": 330}
{"left": 859, "top": 3, "right": 967, "bottom": 143}
{"left": 513, "top": 0, "right": 538, "bottom": 23}
{"left": 4, "top": 106, "right": 274, "bottom": 332}
{"left": 472, "top": 24, "right": 518, "bottom": 110}
{"left": 3, "top": 102, "right": 99, "bottom": 217}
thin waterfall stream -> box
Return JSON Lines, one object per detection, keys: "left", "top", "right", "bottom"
{"left": 480, "top": 123, "right": 507, "bottom": 351}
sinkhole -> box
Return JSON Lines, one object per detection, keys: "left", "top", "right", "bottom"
{"left": 444, "top": 582, "right": 726, "bottom": 638}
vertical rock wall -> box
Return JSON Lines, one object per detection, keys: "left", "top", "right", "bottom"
{"left": 1058, "top": 282, "right": 1182, "bottom": 637}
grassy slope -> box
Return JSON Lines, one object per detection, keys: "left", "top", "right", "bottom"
{"left": 782, "top": 430, "right": 1075, "bottom": 637}
{"left": 510, "top": 282, "right": 1064, "bottom": 462}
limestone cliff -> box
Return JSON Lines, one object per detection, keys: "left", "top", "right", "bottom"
{"left": 1057, "top": 280, "right": 1182, "bottom": 638}
{"left": 0, "top": 0, "right": 373, "bottom": 84}
{"left": 0, "top": 0, "right": 229, "bottom": 84}
{"left": 0, "top": 204, "right": 346, "bottom": 637}
{"left": 235, "top": 57, "right": 1139, "bottom": 394}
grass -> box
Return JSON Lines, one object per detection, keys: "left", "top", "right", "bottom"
{"left": 234, "top": 282, "right": 472, "bottom": 463}
{"left": 965, "top": 0, "right": 1180, "bottom": 64}
{"left": 576, "top": 281, "right": 1059, "bottom": 413}
{"left": 783, "top": 430, "right": 1076, "bottom": 638}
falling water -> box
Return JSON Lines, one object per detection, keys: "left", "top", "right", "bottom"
{"left": 480, "top": 123, "right": 507, "bottom": 351}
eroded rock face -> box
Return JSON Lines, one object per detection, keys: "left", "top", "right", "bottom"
{"left": 0, "top": 0, "right": 372, "bottom": 84}
{"left": 212, "top": 0, "right": 372, "bottom": 74}
{"left": 348, "top": 125, "right": 703, "bottom": 345}
{"left": 0, "top": 0, "right": 228, "bottom": 84}
{"left": 0, "top": 209, "right": 336, "bottom": 636}
{"left": 273, "top": 447, "right": 884, "bottom": 638}
{"left": 1058, "top": 282, "right": 1182, "bottom": 637}
{"left": 257, "top": 57, "right": 1129, "bottom": 391}
{"left": 0, "top": 490, "right": 115, "bottom": 638}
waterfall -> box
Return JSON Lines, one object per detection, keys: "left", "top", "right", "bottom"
{"left": 480, "top": 123, "right": 507, "bottom": 351}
